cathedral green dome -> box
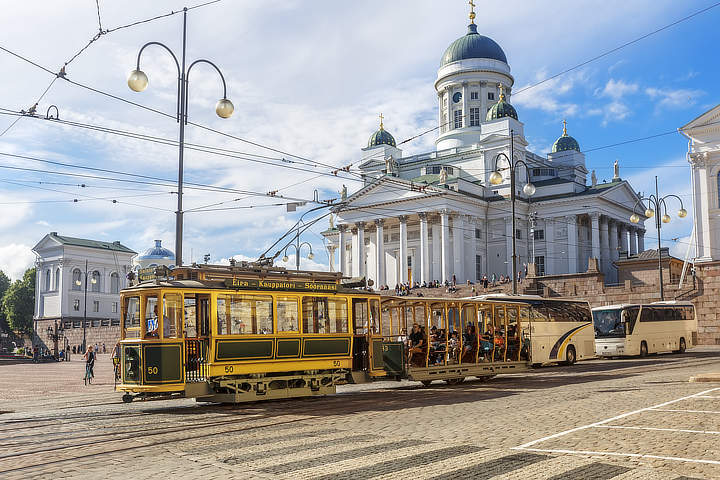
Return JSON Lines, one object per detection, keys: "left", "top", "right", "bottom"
{"left": 367, "top": 116, "right": 396, "bottom": 148}
{"left": 441, "top": 24, "right": 508, "bottom": 66}
{"left": 486, "top": 91, "right": 518, "bottom": 121}
{"left": 551, "top": 121, "right": 580, "bottom": 153}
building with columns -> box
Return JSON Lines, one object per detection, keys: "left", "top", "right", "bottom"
{"left": 682, "top": 103, "right": 720, "bottom": 263}
{"left": 323, "top": 11, "right": 646, "bottom": 286}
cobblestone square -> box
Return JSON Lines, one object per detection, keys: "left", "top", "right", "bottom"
{"left": 1, "top": 349, "right": 720, "bottom": 479}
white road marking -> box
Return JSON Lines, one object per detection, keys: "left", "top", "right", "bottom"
{"left": 594, "top": 425, "right": 720, "bottom": 435}
{"left": 514, "top": 386, "right": 720, "bottom": 450}
{"left": 519, "top": 447, "right": 720, "bottom": 466}
{"left": 651, "top": 408, "right": 720, "bottom": 414}
{"left": 513, "top": 387, "right": 720, "bottom": 465}
{"left": 694, "top": 395, "right": 720, "bottom": 399}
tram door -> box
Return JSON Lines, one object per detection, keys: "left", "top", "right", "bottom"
{"left": 352, "top": 299, "right": 370, "bottom": 371}
{"left": 184, "top": 294, "right": 210, "bottom": 382}
{"left": 367, "top": 299, "right": 385, "bottom": 374}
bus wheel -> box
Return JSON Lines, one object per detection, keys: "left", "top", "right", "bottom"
{"left": 640, "top": 341, "right": 648, "bottom": 357}
{"left": 420, "top": 380, "right": 432, "bottom": 387}
{"left": 564, "top": 346, "right": 576, "bottom": 366}
{"left": 122, "top": 394, "right": 133, "bottom": 404}
{"left": 678, "top": 338, "right": 686, "bottom": 354}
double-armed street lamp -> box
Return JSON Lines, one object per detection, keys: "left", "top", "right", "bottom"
{"left": 127, "top": 7, "right": 234, "bottom": 266}
{"left": 283, "top": 241, "right": 314, "bottom": 272}
{"left": 488, "top": 130, "right": 536, "bottom": 295}
{"left": 46, "top": 320, "right": 64, "bottom": 359}
{"left": 629, "top": 175, "right": 687, "bottom": 301}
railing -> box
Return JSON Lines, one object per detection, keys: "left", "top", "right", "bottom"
{"left": 185, "top": 339, "right": 208, "bottom": 383}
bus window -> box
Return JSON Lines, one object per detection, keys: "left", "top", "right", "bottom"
{"left": 640, "top": 307, "right": 654, "bottom": 323}
{"left": 353, "top": 299, "right": 368, "bottom": 334}
{"left": 625, "top": 307, "right": 639, "bottom": 335}
{"left": 593, "top": 309, "right": 624, "bottom": 338}
{"left": 162, "top": 293, "right": 183, "bottom": 339}
{"left": 123, "top": 296, "right": 140, "bottom": 339}
{"left": 217, "top": 294, "right": 274, "bottom": 335}
{"left": 277, "top": 296, "right": 299, "bottom": 333}
{"left": 145, "top": 296, "right": 159, "bottom": 338}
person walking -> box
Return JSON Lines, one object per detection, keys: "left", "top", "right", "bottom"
{"left": 83, "top": 345, "right": 96, "bottom": 385}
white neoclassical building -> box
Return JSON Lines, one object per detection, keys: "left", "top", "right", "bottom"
{"left": 32, "top": 232, "right": 136, "bottom": 349}
{"left": 682, "top": 103, "right": 720, "bottom": 262}
{"left": 323, "top": 12, "right": 647, "bottom": 286}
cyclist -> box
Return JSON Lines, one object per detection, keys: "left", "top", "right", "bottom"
{"left": 83, "top": 345, "right": 96, "bottom": 385}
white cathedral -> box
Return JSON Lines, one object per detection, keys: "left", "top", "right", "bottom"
{"left": 323, "top": 11, "right": 646, "bottom": 287}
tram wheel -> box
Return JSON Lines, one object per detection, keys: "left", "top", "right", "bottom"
{"left": 122, "top": 394, "right": 133, "bottom": 404}
{"left": 446, "top": 377, "right": 465, "bottom": 385}
{"left": 420, "top": 380, "right": 433, "bottom": 387}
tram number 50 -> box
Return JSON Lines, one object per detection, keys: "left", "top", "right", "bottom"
{"left": 147, "top": 366, "right": 158, "bottom": 375}
{"left": 224, "top": 365, "right": 234, "bottom": 374}
{"left": 332, "top": 360, "right": 341, "bottom": 368}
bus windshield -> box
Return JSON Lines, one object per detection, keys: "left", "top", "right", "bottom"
{"left": 592, "top": 309, "right": 625, "bottom": 338}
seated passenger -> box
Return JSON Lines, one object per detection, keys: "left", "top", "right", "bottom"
{"left": 408, "top": 323, "right": 426, "bottom": 367}
{"left": 448, "top": 331, "right": 460, "bottom": 364}
{"left": 462, "top": 324, "right": 477, "bottom": 362}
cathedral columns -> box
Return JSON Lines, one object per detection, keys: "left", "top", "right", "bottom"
{"left": 608, "top": 220, "right": 618, "bottom": 282}
{"left": 599, "top": 217, "right": 610, "bottom": 275}
{"left": 440, "top": 210, "right": 450, "bottom": 282}
{"left": 355, "top": 222, "right": 366, "bottom": 279}
{"left": 505, "top": 217, "right": 513, "bottom": 276}
{"left": 375, "top": 219, "right": 385, "bottom": 286}
{"left": 327, "top": 246, "right": 336, "bottom": 272}
{"left": 399, "top": 215, "right": 408, "bottom": 283}
{"left": 338, "top": 225, "right": 348, "bottom": 275}
{"left": 452, "top": 214, "right": 465, "bottom": 281}
{"left": 545, "top": 218, "right": 555, "bottom": 275}
{"left": 461, "top": 82, "right": 469, "bottom": 127}
{"left": 629, "top": 228, "right": 638, "bottom": 256}
{"left": 431, "top": 219, "right": 441, "bottom": 281}
{"left": 566, "top": 215, "right": 579, "bottom": 273}
{"left": 419, "top": 213, "right": 429, "bottom": 284}
{"left": 590, "top": 213, "right": 600, "bottom": 260}
{"left": 637, "top": 230, "right": 645, "bottom": 252}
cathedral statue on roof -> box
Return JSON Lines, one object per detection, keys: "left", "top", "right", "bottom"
{"left": 323, "top": 5, "right": 646, "bottom": 286}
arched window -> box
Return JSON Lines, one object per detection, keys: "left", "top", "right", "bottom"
{"left": 54, "top": 268, "right": 60, "bottom": 290}
{"left": 91, "top": 270, "right": 101, "bottom": 292}
{"left": 72, "top": 269, "right": 82, "bottom": 291}
{"left": 110, "top": 272, "right": 119, "bottom": 294}
{"left": 44, "top": 269, "right": 51, "bottom": 291}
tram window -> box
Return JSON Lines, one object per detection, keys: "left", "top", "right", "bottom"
{"left": 145, "top": 296, "right": 159, "bottom": 338}
{"left": 123, "top": 296, "right": 140, "bottom": 339}
{"left": 381, "top": 307, "right": 391, "bottom": 335}
{"left": 302, "top": 297, "right": 348, "bottom": 334}
{"left": 163, "top": 293, "right": 183, "bottom": 339}
{"left": 448, "top": 306, "right": 460, "bottom": 334}
{"left": 217, "top": 294, "right": 274, "bottom": 335}
{"left": 353, "top": 299, "right": 368, "bottom": 334}
{"left": 184, "top": 296, "right": 197, "bottom": 337}
{"left": 277, "top": 296, "right": 299, "bottom": 332}
{"left": 415, "top": 305, "right": 426, "bottom": 330}
{"left": 369, "top": 299, "right": 380, "bottom": 335}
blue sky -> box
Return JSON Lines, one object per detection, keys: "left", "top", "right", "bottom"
{"left": 0, "top": 0, "right": 717, "bottom": 278}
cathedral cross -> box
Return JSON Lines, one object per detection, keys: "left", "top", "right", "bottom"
{"left": 379, "top": 113, "right": 384, "bottom": 129}
{"left": 562, "top": 119, "right": 567, "bottom": 135}
{"left": 469, "top": 0, "right": 476, "bottom": 24}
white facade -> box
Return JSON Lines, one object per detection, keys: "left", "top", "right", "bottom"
{"left": 682, "top": 104, "right": 720, "bottom": 263}
{"left": 323, "top": 19, "right": 646, "bottom": 286}
{"left": 32, "top": 233, "right": 136, "bottom": 327}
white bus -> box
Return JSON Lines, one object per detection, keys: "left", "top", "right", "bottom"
{"left": 592, "top": 301, "right": 697, "bottom": 357}
{"left": 470, "top": 295, "right": 596, "bottom": 366}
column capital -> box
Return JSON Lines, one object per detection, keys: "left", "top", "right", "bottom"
{"left": 418, "top": 212, "right": 428, "bottom": 220}
{"left": 337, "top": 224, "right": 348, "bottom": 232}
{"left": 355, "top": 221, "right": 366, "bottom": 229}
{"left": 398, "top": 215, "right": 408, "bottom": 223}
{"left": 590, "top": 212, "right": 600, "bottom": 221}
{"left": 564, "top": 214, "right": 577, "bottom": 222}
{"left": 374, "top": 218, "right": 384, "bottom": 227}
{"left": 439, "top": 208, "right": 450, "bottom": 216}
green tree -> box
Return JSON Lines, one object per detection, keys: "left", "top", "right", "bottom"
{"left": 2, "top": 268, "right": 35, "bottom": 334}
{"left": 0, "top": 270, "right": 10, "bottom": 331}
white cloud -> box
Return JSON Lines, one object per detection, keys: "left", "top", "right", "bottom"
{"left": 512, "top": 69, "right": 584, "bottom": 116}
{"left": 645, "top": 87, "right": 703, "bottom": 110}
{"left": 0, "top": 244, "right": 35, "bottom": 280}
{"left": 588, "top": 78, "right": 640, "bottom": 125}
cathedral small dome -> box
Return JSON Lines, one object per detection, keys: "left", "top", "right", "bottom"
{"left": 551, "top": 120, "right": 581, "bottom": 153}
{"left": 486, "top": 89, "right": 518, "bottom": 121}
{"left": 441, "top": 24, "right": 508, "bottom": 66}
{"left": 137, "top": 240, "right": 175, "bottom": 261}
{"left": 367, "top": 114, "right": 396, "bottom": 148}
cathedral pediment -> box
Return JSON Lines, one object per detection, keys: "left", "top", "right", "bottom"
{"left": 593, "top": 180, "right": 643, "bottom": 212}
{"left": 342, "top": 176, "right": 450, "bottom": 209}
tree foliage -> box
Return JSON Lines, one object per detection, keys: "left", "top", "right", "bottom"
{"left": 2, "top": 268, "right": 35, "bottom": 334}
{"left": 0, "top": 270, "right": 10, "bottom": 331}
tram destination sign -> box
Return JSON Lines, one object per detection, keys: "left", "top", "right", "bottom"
{"left": 224, "top": 277, "right": 338, "bottom": 292}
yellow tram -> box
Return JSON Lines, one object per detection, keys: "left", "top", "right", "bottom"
{"left": 116, "top": 264, "right": 593, "bottom": 403}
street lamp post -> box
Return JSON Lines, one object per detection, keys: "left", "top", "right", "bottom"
{"left": 75, "top": 259, "right": 97, "bottom": 352}
{"left": 127, "top": 7, "right": 234, "bottom": 267}
{"left": 630, "top": 176, "right": 687, "bottom": 301}
{"left": 489, "top": 130, "right": 536, "bottom": 294}
{"left": 46, "top": 320, "right": 64, "bottom": 359}
{"left": 283, "top": 239, "right": 314, "bottom": 271}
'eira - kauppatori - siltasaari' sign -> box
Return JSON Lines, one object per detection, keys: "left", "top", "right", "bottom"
{"left": 223, "top": 278, "right": 337, "bottom": 292}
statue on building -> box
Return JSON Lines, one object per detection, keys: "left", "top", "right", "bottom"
{"left": 340, "top": 185, "right": 347, "bottom": 201}
{"left": 591, "top": 170, "right": 597, "bottom": 187}
{"left": 439, "top": 167, "right": 448, "bottom": 184}
{"left": 613, "top": 159, "right": 620, "bottom": 180}
{"left": 328, "top": 213, "right": 334, "bottom": 229}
